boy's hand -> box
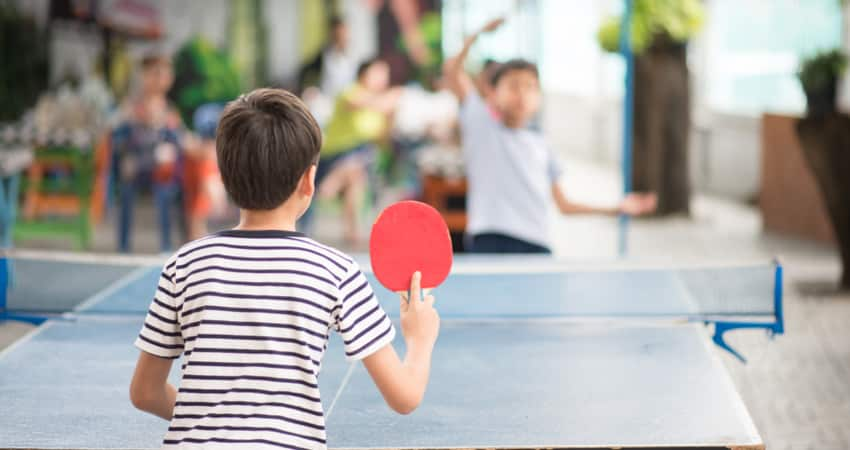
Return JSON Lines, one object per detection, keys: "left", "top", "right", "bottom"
{"left": 399, "top": 271, "right": 440, "bottom": 350}
{"left": 619, "top": 192, "right": 658, "bottom": 216}
{"left": 481, "top": 17, "right": 506, "bottom": 33}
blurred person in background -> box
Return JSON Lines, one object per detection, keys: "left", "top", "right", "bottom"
{"left": 307, "top": 58, "right": 402, "bottom": 245}
{"left": 444, "top": 18, "right": 657, "bottom": 254}
{"left": 299, "top": 16, "right": 359, "bottom": 127}
{"left": 183, "top": 103, "right": 228, "bottom": 240}
{"left": 321, "top": 16, "right": 358, "bottom": 98}
{"left": 111, "top": 52, "right": 184, "bottom": 253}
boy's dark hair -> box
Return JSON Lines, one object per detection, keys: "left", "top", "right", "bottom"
{"left": 216, "top": 88, "right": 322, "bottom": 210}
{"left": 356, "top": 57, "right": 384, "bottom": 80}
{"left": 491, "top": 59, "right": 539, "bottom": 86}
{"left": 329, "top": 15, "right": 345, "bottom": 29}
{"left": 141, "top": 52, "right": 170, "bottom": 69}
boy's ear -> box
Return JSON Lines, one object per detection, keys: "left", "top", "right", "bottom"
{"left": 299, "top": 164, "right": 317, "bottom": 198}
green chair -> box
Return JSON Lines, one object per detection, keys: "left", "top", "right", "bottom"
{"left": 14, "top": 144, "right": 94, "bottom": 250}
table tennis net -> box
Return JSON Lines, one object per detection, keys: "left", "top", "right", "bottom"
{"left": 5, "top": 258, "right": 780, "bottom": 323}
{"left": 370, "top": 261, "right": 780, "bottom": 321}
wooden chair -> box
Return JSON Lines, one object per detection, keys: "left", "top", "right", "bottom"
{"left": 421, "top": 174, "right": 467, "bottom": 251}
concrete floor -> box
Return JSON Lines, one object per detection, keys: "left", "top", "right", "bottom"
{"left": 1, "top": 158, "right": 847, "bottom": 449}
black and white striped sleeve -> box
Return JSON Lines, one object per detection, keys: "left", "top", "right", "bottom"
{"left": 333, "top": 262, "right": 396, "bottom": 361}
{"left": 135, "top": 257, "right": 184, "bottom": 359}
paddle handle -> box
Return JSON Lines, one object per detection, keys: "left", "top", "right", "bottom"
{"left": 398, "top": 288, "right": 432, "bottom": 303}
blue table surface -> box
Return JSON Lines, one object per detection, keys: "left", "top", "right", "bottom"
{"left": 0, "top": 258, "right": 765, "bottom": 449}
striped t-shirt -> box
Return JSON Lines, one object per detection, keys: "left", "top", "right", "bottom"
{"left": 134, "top": 229, "right": 396, "bottom": 449}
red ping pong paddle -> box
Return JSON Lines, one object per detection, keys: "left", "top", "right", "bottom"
{"left": 369, "top": 201, "right": 453, "bottom": 293}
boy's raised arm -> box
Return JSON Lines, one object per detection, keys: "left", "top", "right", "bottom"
{"left": 362, "top": 272, "right": 440, "bottom": 414}
{"left": 443, "top": 17, "right": 505, "bottom": 102}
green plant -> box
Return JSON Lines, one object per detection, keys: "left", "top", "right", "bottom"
{"left": 597, "top": 0, "right": 705, "bottom": 54}
{"left": 169, "top": 37, "right": 242, "bottom": 127}
{"left": 798, "top": 49, "right": 847, "bottom": 94}
{"left": 0, "top": 1, "right": 49, "bottom": 122}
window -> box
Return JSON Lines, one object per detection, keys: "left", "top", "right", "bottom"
{"left": 703, "top": 0, "right": 844, "bottom": 115}
{"left": 539, "top": 0, "right": 624, "bottom": 97}
{"left": 442, "top": 0, "right": 542, "bottom": 70}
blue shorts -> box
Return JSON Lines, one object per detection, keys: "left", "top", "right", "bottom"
{"left": 468, "top": 232, "right": 551, "bottom": 254}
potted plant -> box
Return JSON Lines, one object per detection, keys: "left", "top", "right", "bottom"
{"left": 596, "top": 0, "right": 705, "bottom": 55}
{"left": 796, "top": 48, "right": 850, "bottom": 289}
{"left": 798, "top": 49, "right": 847, "bottom": 117}
{"left": 596, "top": 0, "right": 704, "bottom": 216}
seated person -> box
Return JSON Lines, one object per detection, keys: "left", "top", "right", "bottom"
{"left": 307, "top": 58, "right": 402, "bottom": 245}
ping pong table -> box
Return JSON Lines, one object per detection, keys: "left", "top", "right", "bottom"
{"left": 0, "top": 255, "right": 782, "bottom": 449}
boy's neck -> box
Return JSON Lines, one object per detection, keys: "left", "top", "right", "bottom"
{"left": 142, "top": 90, "right": 166, "bottom": 100}
{"left": 496, "top": 109, "right": 531, "bottom": 129}
{"left": 502, "top": 118, "right": 528, "bottom": 129}
{"left": 236, "top": 207, "right": 299, "bottom": 233}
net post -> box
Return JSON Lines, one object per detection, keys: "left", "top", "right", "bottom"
{"left": 0, "top": 253, "right": 7, "bottom": 321}
{"left": 772, "top": 258, "right": 784, "bottom": 336}
{"left": 0, "top": 249, "right": 49, "bottom": 326}
{"left": 708, "top": 258, "right": 785, "bottom": 363}
{"left": 618, "top": 0, "right": 635, "bottom": 257}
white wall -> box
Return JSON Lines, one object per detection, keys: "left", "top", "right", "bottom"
{"left": 342, "top": 0, "right": 378, "bottom": 62}
{"left": 543, "top": 88, "right": 762, "bottom": 201}
{"left": 38, "top": 0, "right": 233, "bottom": 86}
{"left": 542, "top": 95, "right": 761, "bottom": 200}
{"left": 264, "top": 0, "right": 300, "bottom": 85}
{"left": 155, "top": 0, "right": 231, "bottom": 51}
{"left": 16, "top": 0, "right": 357, "bottom": 90}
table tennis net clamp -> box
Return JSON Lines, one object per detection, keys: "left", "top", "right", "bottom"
{"left": 0, "top": 255, "right": 58, "bottom": 326}
{"left": 707, "top": 261, "right": 784, "bottom": 363}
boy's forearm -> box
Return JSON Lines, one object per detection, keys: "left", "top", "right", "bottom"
{"left": 142, "top": 383, "right": 178, "bottom": 421}
{"left": 400, "top": 341, "right": 434, "bottom": 409}
{"left": 552, "top": 183, "right": 619, "bottom": 216}
{"left": 444, "top": 29, "right": 485, "bottom": 100}
{"left": 362, "top": 342, "right": 434, "bottom": 414}
{"left": 445, "top": 33, "right": 480, "bottom": 78}
{"left": 558, "top": 201, "right": 619, "bottom": 216}
{"left": 403, "top": 341, "right": 434, "bottom": 385}
{"left": 455, "top": 34, "right": 479, "bottom": 68}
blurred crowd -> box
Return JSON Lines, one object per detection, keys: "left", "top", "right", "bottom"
{"left": 103, "top": 15, "right": 462, "bottom": 252}
{"left": 6, "top": 6, "right": 657, "bottom": 255}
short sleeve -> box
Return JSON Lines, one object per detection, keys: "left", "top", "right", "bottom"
{"left": 459, "top": 92, "right": 495, "bottom": 130}
{"left": 134, "top": 257, "right": 184, "bottom": 359}
{"left": 333, "top": 262, "right": 396, "bottom": 361}
{"left": 547, "top": 147, "right": 563, "bottom": 182}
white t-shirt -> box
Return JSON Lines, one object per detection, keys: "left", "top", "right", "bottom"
{"left": 320, "top": 49, "right": 357, "bottom": 98}
{"left": 135, "top": 230, "right": 395, "bottom": 449}
{"left": 459, "top": 93, "right": 562, "bottom": 249}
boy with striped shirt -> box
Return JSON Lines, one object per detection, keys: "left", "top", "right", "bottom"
{"left": 130, "top": 88, "right": 440, "bottom": 449}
